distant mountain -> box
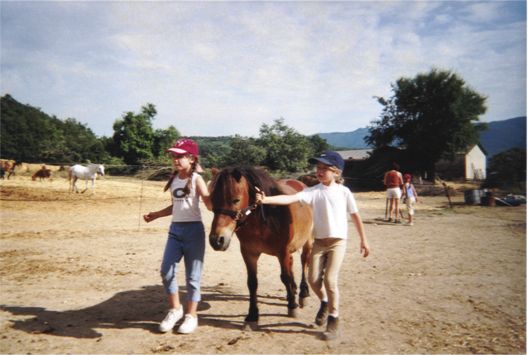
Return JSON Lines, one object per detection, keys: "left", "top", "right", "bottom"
{"left": 479, "top": 116, "right": 526, "bottom": 157}
{"left": 318, "top": 127, "right": 370, "bottom": 149}
{"left": 318, "top": 117, "right": 526, "bottom": 157}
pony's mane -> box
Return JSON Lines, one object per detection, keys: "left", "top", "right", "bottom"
{"left": 210, "top": 166, "right": 290, "bottom": 231}
{"left": 211, "top": 167, "right": 278, "bottom": 204}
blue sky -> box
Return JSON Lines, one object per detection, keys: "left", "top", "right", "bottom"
{"left": 1, "top": 1, "right": 526, "bottom": 138}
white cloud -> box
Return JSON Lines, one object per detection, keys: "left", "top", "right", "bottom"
{"left": 1, "top": 1, "right": 525, "bottom": 138}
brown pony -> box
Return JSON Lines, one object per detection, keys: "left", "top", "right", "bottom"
{"left": 209, "top": 167, "right": 313, "bottom": 329}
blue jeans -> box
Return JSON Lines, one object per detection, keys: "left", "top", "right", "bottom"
{"left": 160, "top": 222, "right": 206, "bottom": 302}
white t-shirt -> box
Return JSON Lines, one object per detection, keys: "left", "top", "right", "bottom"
{"left": 171, "top": 173, "right": 202, "bottom": 222}
{"left": 296, "top": 182, "right": 358, "bottom": 240}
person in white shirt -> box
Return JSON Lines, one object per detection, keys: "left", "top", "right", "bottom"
{"left": 256, "top": 151, "right": 369, "bottom": 341}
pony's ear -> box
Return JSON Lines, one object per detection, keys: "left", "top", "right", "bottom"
{"left": 210, "top": 167, "right": 220, "bottom": 178}
{"left": 232, "top": 168, "right": 242, "bottom": 182}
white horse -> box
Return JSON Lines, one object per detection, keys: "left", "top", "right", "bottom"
{"left": 68, "top": 164, "right": 105, "bottom": 194}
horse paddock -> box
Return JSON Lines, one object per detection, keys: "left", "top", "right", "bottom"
{"left": 0, "top": 175, "right": 525, "bottom": 354}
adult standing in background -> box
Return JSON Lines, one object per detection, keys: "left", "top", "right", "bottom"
{"left": 384, "top": 162, "right": 403, "bottom": 223}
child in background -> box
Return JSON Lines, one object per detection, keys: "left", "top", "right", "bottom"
{"left": 256, "top": 151, "right": 370, "bottom": 341}
{"left": 402, "top": 173, "right": 418, "bottom": 226}
{"left": 143, "top": 138, "right": 211, "bottom": 334}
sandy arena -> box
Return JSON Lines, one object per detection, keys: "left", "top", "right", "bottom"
{"left": 0, "top": 173, "right": 525, "bottom": 354}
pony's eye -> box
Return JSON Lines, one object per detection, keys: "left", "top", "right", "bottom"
{"left": 232, "top": 199, "right": 240, "bottom": 205}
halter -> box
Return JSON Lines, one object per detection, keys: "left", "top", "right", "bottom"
{"left": 213, "top": 203, "right": 260, "bottom": 231}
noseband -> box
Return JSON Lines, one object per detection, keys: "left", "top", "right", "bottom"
{"left": 213, "top": 203, "right": 260, "bottom": 231}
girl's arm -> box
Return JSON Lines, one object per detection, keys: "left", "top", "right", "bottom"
{"left": 143, "top": 205, "right": 173, "bottom": 223}
{"left": 195, "top": 174, "right": 212, "bottom": 211}
{"left": 351, "top": 212, "right": 370, "bottom": 258}
{"left": 412, "top": 184, "right": 419, "bottom": 201}
{"left": 256, "top": 190, "right": 299, "bottom": 205}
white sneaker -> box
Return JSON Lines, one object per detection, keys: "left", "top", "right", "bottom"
{"left": 159, "top": 306, "right": 183, "bottom": 333}
{"left": 177, "top": 314, "right": 198, "bottom": 334}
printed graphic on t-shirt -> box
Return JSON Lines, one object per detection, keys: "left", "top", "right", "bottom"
{"left": 173, "top": 187, "right": 189, "bottom": 199}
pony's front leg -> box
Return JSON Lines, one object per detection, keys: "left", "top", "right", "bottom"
{"left": 279, "top": 252, "right": 298, "bottom": 318}
{"left": 299, "top": 240, "right": 312, "bottom": 308}
{"left": 241, "top": 251, "right": 259, "bottom": 330}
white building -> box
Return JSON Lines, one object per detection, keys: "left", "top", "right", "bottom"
{"left": 435, "top": 144, "right": 487, "bottom": 180}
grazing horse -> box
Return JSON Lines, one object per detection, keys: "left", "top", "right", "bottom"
{"left": 209, "top": 167, "right": 313, "bottom": 329}
{"left": 32, "top": 165, "right": 52, "bottom": 181}
{"left": 68, "top": 164, "right": 105, "bottom": 194}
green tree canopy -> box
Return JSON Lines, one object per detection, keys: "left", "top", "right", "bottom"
{"left": 256, "top": 118, "right": 314, "bottom": 172}
{"left": 153, "top": 125, "right": 181, "bottom": 160}
{"left": 61, "top": 118, "right": 108, "bottom": 163}
{"left": 192, "top": 136, "right": 233, "bottom": 168}
{"left": 365, "top": 69, "right": 487, "bottom": 177}
{"left": 1, "top": 94, "right": 107, "bottom": 163}
{"left": 224, "top": 135, "right": 266, "bottom": 167}
{"left": 485, "top": 148, "right": 526, "bottom": 192}
{"left": 112, "top": 104, "right": 157, "bottom": 165}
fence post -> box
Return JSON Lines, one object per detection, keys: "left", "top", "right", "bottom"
{"left": 138, "top": 165, "right": 145, "bottom": 231}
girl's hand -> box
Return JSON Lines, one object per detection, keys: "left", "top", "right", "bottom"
{"left": 143, "top": 212, "right": 157, "bottom": 223}
{"left": 255, "top": 187, "right": 266, "bottom": 204}
{"left": 360, "top": 241, "right": 370, "bottom": 258}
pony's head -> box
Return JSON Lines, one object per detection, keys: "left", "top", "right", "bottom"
{"left": 208, "top": 167, "right": 279, "bottom": 251}
{"left": 97, "top": 164, "right": 105, "bottom": 176}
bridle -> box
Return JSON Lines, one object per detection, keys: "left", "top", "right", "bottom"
{"left": 211, "top": 175, "right": 267, "bottom": 231}
{"left": 213, "top": 203, "right": 260, "bottom": 231}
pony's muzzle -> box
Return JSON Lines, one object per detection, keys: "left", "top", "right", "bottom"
{"left": 209, "top": 234, "right": 231, "bottom": 251}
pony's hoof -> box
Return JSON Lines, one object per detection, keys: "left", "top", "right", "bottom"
{"left": 242, "top": 321, "right": 258, "bottom": 331}
{"left": 288, "top": 307, "right": 298, "bottom": 318}
{"left": 299, "top": 296, "right": 309, "bottom": 308}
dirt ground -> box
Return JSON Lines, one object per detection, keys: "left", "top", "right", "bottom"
{"left": 0, "top": 173, "right": 525, "bottom": 354}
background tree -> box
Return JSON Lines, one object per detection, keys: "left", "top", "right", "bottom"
{"left": 112, "top": 104, "right": 157, "bottom": 165}
{"left": 193, "top": 136, "right": 233, "bottom": 168}
{"left": 307, "top": 134, "right": 330, "bottom": 156}
{"left": 223, "top": 135, "right": 266, "bottom": 167}
{"left": 484, "top": 148, "right": 526, "bottom": 192}
{"left": 257, "top": 118, "right": 313, "bottom": 172}
{"left": 61, "top": 118, "right": 108, "bottom": 163}
{"left": 0, "top": 95, "right": 107, "bottom": 163}
{"left": 152, "top": 126, "right": 181, "bottom": 160}
{"left": 365, "top": 69, "right": 487, "bottom": 178}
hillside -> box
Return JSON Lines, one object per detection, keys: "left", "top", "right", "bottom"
{"left": 318, "top": 117, "right": 526, "bottom": 156}
{"left": 318, "top": 127, "right": 370, "bottom": 149}
{"left": 479, "top": 116, "right": 526, "bottom": 156}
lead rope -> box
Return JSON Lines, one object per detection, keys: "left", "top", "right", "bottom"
{"left": 250, "top": 185, "right": 267, "bottom": 227}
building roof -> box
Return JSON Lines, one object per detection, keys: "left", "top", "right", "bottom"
{"left": 337, "top": 149, "right": 372, "bottom": 160}
{"left": 456, "top": 143, "right": 488, "bottom": 156}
